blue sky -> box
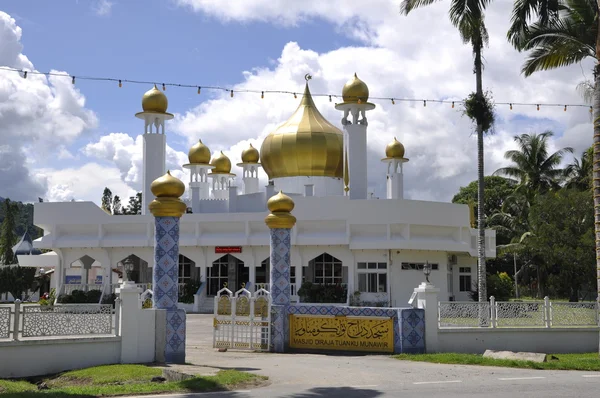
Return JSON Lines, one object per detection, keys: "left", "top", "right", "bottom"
{"left": 0, "top": 0, "right": 593, "bottom": 203}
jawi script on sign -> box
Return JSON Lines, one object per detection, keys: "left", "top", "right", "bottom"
{"left": 289, "top": 314, "right": 394, "bottom": 353}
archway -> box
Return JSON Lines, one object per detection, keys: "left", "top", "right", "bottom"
{"left": 308, "top": 253, "right": 344, "bottom": 285}
{"left": 207, "top": 254, "right": 245, "bottom": 295}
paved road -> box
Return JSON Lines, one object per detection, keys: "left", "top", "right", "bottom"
{"left": 131, "top": 314, "right": 600, "bottom": 397}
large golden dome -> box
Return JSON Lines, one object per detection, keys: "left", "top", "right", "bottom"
{"left": 241, "top": 143, "right": 260, "bottom": 163}
{"left": 385, "top": 137, "right": 405, "bottom": 159}
{"left": 142, "top": 85, "right": 168, "bottom": 113}
{"left": 260, "top": 83, "right": 344, "bottom": 179}
{"left": 210, "top": 151, "right": 232, "bottom": 174}
{"left": 342, "top": 73, "right": 369, "bottom": 104}
{"left": 188, "top": 139, "right": 211, "bottom": 164}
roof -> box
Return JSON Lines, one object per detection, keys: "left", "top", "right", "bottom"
{"left": 12, "top": 230, "right": 42, "bottom": 256}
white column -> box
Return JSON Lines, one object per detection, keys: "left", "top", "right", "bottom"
{"left": 386, "top": 160, "right": 404, "bottom": 199}
{"left": 414, "top": 282, "right": 440, "bottom": 353}
{"left": 116, "top": 282, "right": 143, "bottom": 363}
{"left": 242, "top": 165, "right": 260, "bottom": 194}
{"left": 345, "top": 119, "right": 368, "bottom": 200}
{"left": 142, "top": 133, "right": 166, "bottom": 215}
{"left": 249, "top": 263, "right": 256, "bottom": 292}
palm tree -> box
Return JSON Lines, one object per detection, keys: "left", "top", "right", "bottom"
{"left": 565, "top": 146, "right": 593, "bottom": 190}
{"left": 401, "top": 0, "right": 494, "bottom": 307}
{"left": 494, "top": 131, "right": 573, "bottom": 200}
{"left": 506, "top": 0, "right": 600, "bottom": 318}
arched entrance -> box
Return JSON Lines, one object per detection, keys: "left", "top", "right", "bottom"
{"left": 207, "top": 254, "right": 246, "bottom": 296}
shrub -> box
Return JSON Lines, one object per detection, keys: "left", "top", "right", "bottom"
{"left": 297, "top": 282, "right": 347, "bottom": 303}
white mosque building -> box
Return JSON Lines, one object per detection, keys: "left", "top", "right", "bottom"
{"left": 18, "top": 74, "right": 496, "bottom": 311}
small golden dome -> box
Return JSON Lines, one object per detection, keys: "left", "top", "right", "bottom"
{"left": 188, "top": 139, "right": 211, "bottom": 164}
{"left": 342, "top": 73, "right": 369, "bottom": 104}
{"left": 385, "top": 137, "right": 405, "bottom": 159}
{"left": 267, "top": 191, "right": 295, "bottom": 213}
{"left": 150, "top": 170, "right": 185, "bottom": 198}
{"left": 210, "top": 151, "right": 232, "bottom": 173}
{"left": 241, "top": 143, "right": 260, "bottom": 163}
{"left": 142, "top": 85, "right": 168, "bottom": 113}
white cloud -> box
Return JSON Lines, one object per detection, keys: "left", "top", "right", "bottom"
{"left": 0, "top": 11, "right": 97, "bottom": 202}
{"left": 92, "top": 0, "right": 114, "bottom": 17}
{"left": 169, "top": 1, "right": 593, "bottom": 201}
{"left": 83, "top": 132, "right": 189, "bottom": 193}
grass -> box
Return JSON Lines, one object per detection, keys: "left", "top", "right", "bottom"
{"left": 0, "top": 364, "right": 267, "bottom": 397}
{"left": 394, "top": 352, "right": 600, "bottom": 371}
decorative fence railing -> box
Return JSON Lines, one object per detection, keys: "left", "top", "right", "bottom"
{"left": 439, "top": 297, "right": 599, "bottom": 328}
{"left": 0, "top": 300, "right": 119, "bottom": 341}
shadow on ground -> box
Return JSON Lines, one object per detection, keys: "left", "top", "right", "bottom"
{"left": 287, "top": 387, "right": 382, "bottom": 397}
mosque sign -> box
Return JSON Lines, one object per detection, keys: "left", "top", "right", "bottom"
{"left": 289, "top": 315, "right": 394, "bottom": 353}
{"left": 215, "top": 246, "right": 242, "bottom": 254}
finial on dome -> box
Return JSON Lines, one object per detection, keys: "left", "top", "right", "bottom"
{"left": 265, "top": 191, "right": 296, "bottom": 229}
{"left": 142, "top": 84, "right": 169, "bottom": 113}
{"left": 148, "top": 171, "right": 187, "bottom": 217}
{"left": 385, "top": 137, "right": 406, "bottom": 159}
{"left": 241, "top": 143, "right": 260, "bottom": 163}
{"left": 341, "top": 73, "right": 369, "bottom": 104}
{"left": 188, "top": 139, "right": 211, "bottom": 164}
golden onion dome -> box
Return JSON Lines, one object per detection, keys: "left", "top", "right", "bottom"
{"left": 385, "top": 137, "right": 405, "bottom": 159}
{"left": 210, "top": 151, "right": 232, "bottom": 174}
{"left": 260, "top": 83, "right": 344, "bottom": 179}
{"left": 150, "top": 170, "right": 185, "bottom": 198}
{"left": 188, "top": 139, "right": 211, "bottom": 164}
{"left": 142, "top": 85, "right": 168, "bottom": 113}
{"left": 241, "top": 143, "right": 260, "bottom": 163}
{"left": 342, "top": 73, "right": 369, "bottom": 104}
{"left": 267, "top": 191, "right": 295, "bottom": 213}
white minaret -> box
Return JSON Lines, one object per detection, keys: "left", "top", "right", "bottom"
{"left": 209, "top": 151, "right": 236, "bottom": 200}
{"left": 381, "top": 137, "right": 409, "bottom": 199}
{"left": 135, "top": 85, "right": 173, "bottom": 215}
{"left": 236, "top": 143, "right": 262, "bottom": 194}
{"left": 183, "top": 139, "right": 215, "bottom": 212}
{"left": 335, "top": 73, "right": 374, "bottom": 200}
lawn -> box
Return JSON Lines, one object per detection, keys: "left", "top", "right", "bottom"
{"left": 0, "top": 364, "right": 268, "bottom": 397}
{"left": 394, "top": 352, "right": 600, "bottom": 371}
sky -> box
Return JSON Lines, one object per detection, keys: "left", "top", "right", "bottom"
{"left": 0, "top": 0, "right": 594, "bottom": 205}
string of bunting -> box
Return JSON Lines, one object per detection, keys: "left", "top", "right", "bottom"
{"left": 1, "top": 65, "right": 593, "bottom": 112}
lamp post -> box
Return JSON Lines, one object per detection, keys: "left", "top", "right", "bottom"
{"left": 423, "top": 261, "right": 431, "bottom": 284}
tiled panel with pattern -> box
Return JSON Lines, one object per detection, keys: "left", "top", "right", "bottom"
{"left": 153, "top": 217, "right": 180, "bottom": 310}
{"left": 269, "top": 228, "right": 292, "bottom": 306}
{"left": 165, "top": 309, "right": 186, "bottom": 363}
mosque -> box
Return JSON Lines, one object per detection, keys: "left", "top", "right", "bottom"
{"left": 18, "top": 74, "right": 496, "bottom": 311}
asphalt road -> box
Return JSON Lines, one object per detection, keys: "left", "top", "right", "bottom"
{"left": 127, "top": 314, "right": 600, "bottom": 397}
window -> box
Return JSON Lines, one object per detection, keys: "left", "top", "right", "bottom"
{"left": 178, "top": 255, "right": 192, "bottom": 284}
{"left": 401, "top": 262, "right": 439, "bottom": 270}
{"left": 357, "top": 262, "right": 387, "bottom": 293}
{"left": 459, "top": 266, "right": 472, "bottom": 292}
{"left": 208, "top": 255, "right": 229, "bottom": 295}
{"left": 312, "top": 253, "right": 343, "bottom": 284}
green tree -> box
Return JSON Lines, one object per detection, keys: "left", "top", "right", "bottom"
{"left": 0, "top": 199, "right": 17, "bottom": 265}
{"left": 123, "top": 192, "right": 142, "bottom": 215}
{"left": 0, "top": 266, "right": 36, "bottom": 301}
{"left": 506, "top": 0, "right": 599, "bottom": 309}
{"left": 565, "top": 146, "right": 593, "bottom": 190}
{"left": 101, "top": 188, "right": 113, "bottom": 214}
{"left": 401, "top": 0, "right": 495, "bottom": 305}
{"left": 494, "top": 131, "right": 573, "bottom": 198}
{"left": 527, "top": 189, "right": 595, "bottom": 301}
{"left": 112, "top": 195, "right": 122, "bottom": 215}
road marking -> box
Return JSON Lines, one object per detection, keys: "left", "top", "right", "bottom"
{"left": 413, "top": 380, "right": 462, "bottom": 385}
{"left": 582, "top": 375, "right": 600, "bottom": 378}
{"left": 498, "top": 377, "right": 546, "bottom": 381}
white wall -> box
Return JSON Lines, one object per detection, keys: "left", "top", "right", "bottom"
{"left": 438, "top": 328, "right": 600, "bottom": 354}
{"left": 273, "top": 176, "right": 344, "bottom": 197}
{"left": 452, "top": 255, "right": 476, "bottom": 301}
{"left": 0, "top": 337, "right": 121, "bottom": 378}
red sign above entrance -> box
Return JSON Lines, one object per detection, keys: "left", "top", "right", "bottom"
{"left": 215, "top": 246, "right": 242, "bottom": 254}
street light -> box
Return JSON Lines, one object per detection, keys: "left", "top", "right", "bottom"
{"left": 423, "top": 261, "right": 431, "bottom": 284}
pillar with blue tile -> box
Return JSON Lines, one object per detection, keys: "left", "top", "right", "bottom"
{"left": 148, "top": 170, "right": 188, "bottom": 364}
{"left": 265, "top": 191, "right": 296, "bottom": 352}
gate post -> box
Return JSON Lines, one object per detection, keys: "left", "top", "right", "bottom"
{"left": 149, "top": 171, "right": 188, "bottom": 364}
{"left": 264, "top": 191, "right": 296, "bottom": 353}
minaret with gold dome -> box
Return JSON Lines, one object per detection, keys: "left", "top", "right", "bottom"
{"left": 236, "top": 143, "right": 262, "bottom": 194}
{"left": 183, "top": 139, "right": 215, "bottom": 211}
{"left": 335, "top": 73, "right": 375, "bottom": 200}
{"left": 208, "top": 151, "right": 236, "bottom": 200}
{"left": 135, "top": 85, "right": 173, "bottom": 215}
{"left": 381, "top": 137, "right": 409, "bottom": 199}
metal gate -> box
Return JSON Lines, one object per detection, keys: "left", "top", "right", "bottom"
{"left": 213, "top": 286, "right": 271, "bottom": 351}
